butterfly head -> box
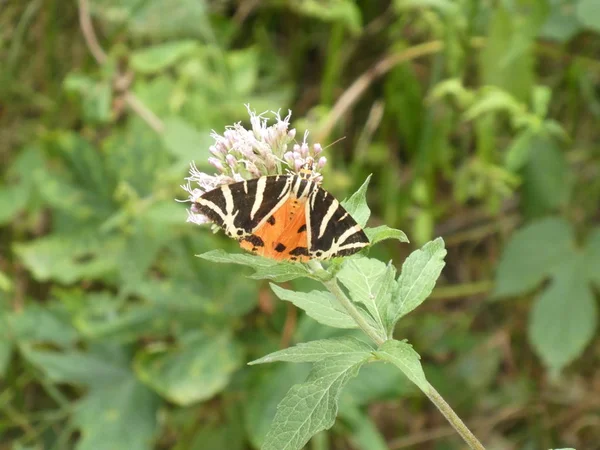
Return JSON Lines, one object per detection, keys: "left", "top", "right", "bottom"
{"left": 296, "top": 157, "right": 323, "bottom": 183}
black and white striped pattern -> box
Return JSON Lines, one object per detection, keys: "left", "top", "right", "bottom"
{"left": 193, "top": 175, "right": 293, "bottom": 238}
{"left": 193, "top": 174, "right": 369, "bottom": 260}
{"left": 305, "top": 186, "right": 369, "bottom": 259}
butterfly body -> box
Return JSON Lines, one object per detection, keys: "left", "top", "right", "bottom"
{"left": 192, "top": 174, "right": 369, "bottom": 261}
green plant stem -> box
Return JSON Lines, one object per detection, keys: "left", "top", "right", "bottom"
{"left": 309, "top": 261, "right": 385, "bottom": 345}
{"left": 323, "top": 276, "right": 386, "bottom": 345}
{"left": 309, "top": 260, "right": 486, "bottom": 450}
{"left": 424, "top": 384, "right": 486, "bottom": 450}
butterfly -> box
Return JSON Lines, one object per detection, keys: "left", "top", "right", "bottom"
{"left": 191, "top": 170, "right": 369, "bottom": 262}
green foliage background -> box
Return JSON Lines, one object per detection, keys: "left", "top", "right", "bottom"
{"left": 1, "top": 0, "right": 599, "bottom": 449}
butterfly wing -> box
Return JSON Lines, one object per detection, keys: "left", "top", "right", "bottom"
{"left": 306, "top": 186, "right": 369, "bottom": 259}
{"left": 194, "top": 175, "right": 369, "bottom": 261}
{"left": 240, "top": 194, "right": 312, "bottom": 261}
{"left": 193, "top": 175, "right": 293, "bottom": 239}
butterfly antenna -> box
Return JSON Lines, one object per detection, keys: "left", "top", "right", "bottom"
{"left": 323, "top": 136, "right": 346, "bottom": 150}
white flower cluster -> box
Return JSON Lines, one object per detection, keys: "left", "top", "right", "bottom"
{"left": 182, "top": 105, "right": 327, "bottom": 226}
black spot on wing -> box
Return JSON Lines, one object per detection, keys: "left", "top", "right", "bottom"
{"left": 275, "top": 243, "right": 286, "bottom": 252}
{"left": 228, "top": 176, "right": 291, "bottom": 231}
{"left": 241, "top": 234, "right": 265, "bottom": 248}
{"left": 267, "top": 216, "right": 276, "bottom": 225}
{"left": 297, "top": 224, "right": 307, "bottom": 233}
{"left": 308, "top": 187, "right": 369, "bottom": 258}
{"left": 289, "top": 246, "right": 309, "bottom": 256}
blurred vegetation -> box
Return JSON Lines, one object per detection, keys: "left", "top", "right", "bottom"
{"left": 1, "top": 0, "right": 599, "bottom": 449}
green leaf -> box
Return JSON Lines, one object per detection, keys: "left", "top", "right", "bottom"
{"left": 245, "top": 364, "right": 311, "bottom": 449}
{"left": 0, "top": 146, "right": 40, "bottom": 225}
{"left": 584, "top": 228, "right": 600, "bottom": 287}
{"left": 249, "top": 337, "right": 373, "bottom": 365}
{"left": 188, "top": 405, "right": 246, "bottom": 450}
{"left": 71, "top": 289, "right": 219, "bottom": 343}
{"left": 528, "top": 252, "right": 597, "bottom": 374}
{"left": 341, "top": 175, "right": 371, "bottom": 227}
{"left": 74, "top": 376, "right": 160, "bottom": 450}
{"left": 337, "top": 258, "right": 394, "bottom": 336}
{"left": 505, "top": 129, "right": 535, "bottom": 171}
{"left": 374, "top": 339, "right": 429, "bottom": 392}
{"left": 161, "top": 117, "right": 213, "bottom": 162}
{"left": 228, "top": 48, "right": 259, "bottom": 95}
{"left": 269, "top": 284, "right": 356, "bottom": 329}
{"left": 521, "top": 134, "right": 569, "bottom": 217}
{"left": 291, "top": 0, "right": 362, "bottom": 35}
{"left": 90, "top": 0, "right": 211, "bottom": 40}
{"left": 32, "top": 133, "right": 116, "bottom": 222}
{"left": 540, "top": 0, "right": 582, "bottom": 42}
{"left": 0, "top": 185, "right": 30, "bottom": 225}
{"left": 376, "top": 263, "right": 398, "bottom": 334}
{"left": 394, "top": 0, "right": 460, "bottom": 16}
{"left": 7, "top": 303, "right": 77, "bottom": 347}
{"left": 338, "top": 405, "right": 389, "bottom": 450}
{"left": 576, "top": 0, "right": 600, "bottom": 32}
{"left": 25, "top": 343, "right": 160, "bottom": 450}
{"left": 463, "top": 88, "right": 523, "bottom": 121}
{"left": 0, "top": 271, "right": 11, "bottom": 293}
{"left": 262, "top": 353, "right": 369, "bottom": 450}
{"left": 118, "top": 223, "right": 169, "bottom": 293}
{"left": 0, "top": 343, "right": 11, "bottom": 378}
{"left": 199, "top": 250, "right": 312, "bottom": 282}
{"left": 130, "top": 40, "right": 198, "bottom": 74}
{"left": 342, "top": 361, "right": 415, "bottom": 405}
{"left": 0, "top": 316, "right": 12, "bottom": 377}
{"left": 391, "top": 238, "right": 447, "bottom": 322}
{"left": 75, "top": 301, "right": 169, "bottom": 342}
{"left": 249, "top": 264, "right": 313, "bottom": 283}
{"left": 134, "top": 331, "right": 242, "bottom": 405}
{"left": 22, "top": 346, "right": 130, "bottom": 386}
{"left": 478, "top": 3, "right": 535, "bottom": 102}
{"left": 64, "top": 75, "right": 113, "bottom": 124}
{"left": 364, "top": 225, "right": 409, "bottom": 246}
{"left": 532, "top": 85, "right": 552, "bottom": 118}
{"left": 494, "top": 218, "right": 573, "bottom": 297}
{"left": 14, "top": 233, "right": 123, "bottom": 284}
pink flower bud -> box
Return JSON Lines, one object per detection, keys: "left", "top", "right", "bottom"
{"left": 300, "top": 142, "right": 309, "bottom": 157}
{"left": 208, "top": 157, "right": 225, "bottom": 172}
{"left": 246, "top": 162, "right": 261, "bottom": 178}
{"left": 225, "top": 154, "right": 237, "bottom": 168}
{"left": 313, "top": 143, "right": 323, "bottom": 155}
{"left": 317, "top": 156, "right": 327, "bottom": 169}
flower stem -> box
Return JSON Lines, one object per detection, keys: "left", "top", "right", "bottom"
{"left": 424, "top": 384, "right": 486, "bottom": 450}
{"left": 308, "top": 260, "right": 385, "bottom": 345}
{"left": 309, "top": 260, "right": 485, "bottom": 449}
{"left": 322, "top": 276, "right": 385, "bottom": 345}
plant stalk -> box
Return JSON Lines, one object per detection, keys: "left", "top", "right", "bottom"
{"left": 424, "top": 384, "right": 486, "bottom": 450}
{"left": 309, "top": 260, "right": 385, "bottom": 345}
{"left": 310, "top": 260, "right": 485, "bottom": 449}
{"left": 322, "top": 276, "right": 386, "bottom": 345}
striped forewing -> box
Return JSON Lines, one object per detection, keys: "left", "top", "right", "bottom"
{"left": 306, "top": 186, "right": 369, "bottom": 259}
{"left": 193, "top": 175, "right": 293, "bottom": 238}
